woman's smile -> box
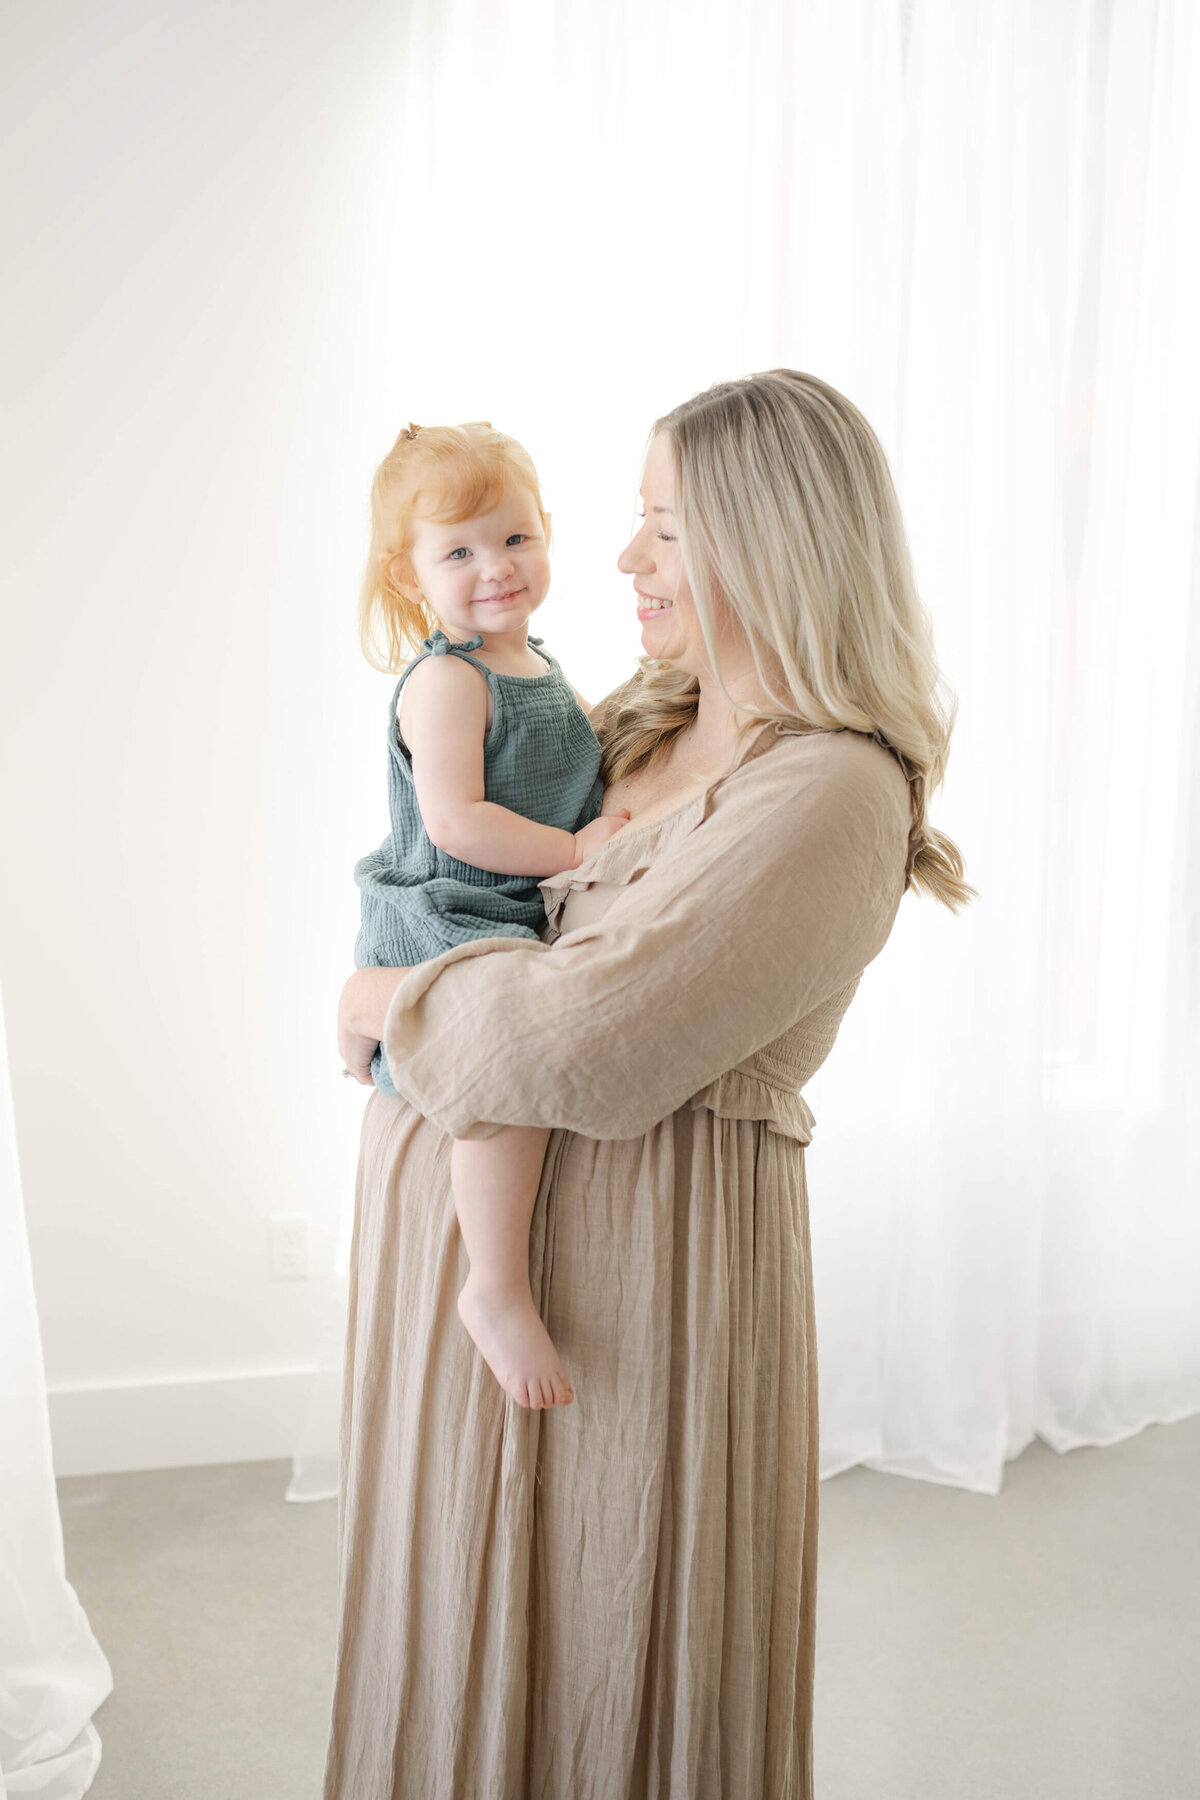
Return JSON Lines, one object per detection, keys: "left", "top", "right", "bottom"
{"left": 635, "top": 587, "right": 674, "bottom": 620}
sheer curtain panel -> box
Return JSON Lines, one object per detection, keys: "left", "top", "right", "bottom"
{"left": 0, "top": 983, "right": 112, "bottom": 1797}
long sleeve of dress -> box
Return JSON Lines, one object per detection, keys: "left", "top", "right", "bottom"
{"left": 379, "top": 727, "right": 911, "bottom": 1141}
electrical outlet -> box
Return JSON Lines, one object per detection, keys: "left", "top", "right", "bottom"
{"left": 270, "top": 1214, "right": 309, "bottom": 1281}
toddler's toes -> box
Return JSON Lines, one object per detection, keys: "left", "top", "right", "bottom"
{"left": 550, "top": 1371, "right": 574, "bottom": 1407}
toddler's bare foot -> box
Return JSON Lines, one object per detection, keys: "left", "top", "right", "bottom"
{"left": 457, "top": 1273, "right": 574, "bottom": 1409}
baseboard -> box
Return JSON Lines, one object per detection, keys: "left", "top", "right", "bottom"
{"left": 47, "top": 1367, "right": 319, "bottom": 1477}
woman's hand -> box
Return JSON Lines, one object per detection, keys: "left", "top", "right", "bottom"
{"left": 338, "top": 966, "right": 411, "bottom": 1085}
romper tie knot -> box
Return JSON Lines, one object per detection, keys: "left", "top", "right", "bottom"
{"left": 423, "top": 629, "right": 484, "bottom": 655}
{"left": 527, "top": 635, "right": 545, "bottom": 647}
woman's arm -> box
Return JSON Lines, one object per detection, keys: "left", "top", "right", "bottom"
{"left": 375, "top": 730, "right": 911, "bottom": 1140}
{"left": 339, "top": 967, "right": 408, "bottom": 1084}
{"left": 403, "top": 654, "right": 623, "bottom": 874}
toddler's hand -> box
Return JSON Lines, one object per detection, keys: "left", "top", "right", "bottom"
{"left": 570, "top": 810, "right": 632, "bottom": 870}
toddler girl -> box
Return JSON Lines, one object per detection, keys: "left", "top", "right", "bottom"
{"left": 352, "top": 421, "right": 628, "bottom": 1409}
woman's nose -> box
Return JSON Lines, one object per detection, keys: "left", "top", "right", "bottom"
{"left": 617, "top": 533, "right": 649, "bottom": 575}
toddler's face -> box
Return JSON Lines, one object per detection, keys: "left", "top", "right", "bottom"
{"left": 406, "top": 486, "right": 551, "bottom": 642}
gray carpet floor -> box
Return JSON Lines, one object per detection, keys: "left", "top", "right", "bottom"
{"left": 57, "top": 1416, "right": 1200, "bottom": 1799}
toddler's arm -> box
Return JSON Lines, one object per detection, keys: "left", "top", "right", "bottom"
{"left": 402, "top": 653, "right": 625, "bottom": 876}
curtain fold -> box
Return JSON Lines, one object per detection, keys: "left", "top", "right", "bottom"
{"left": 804, "top": 0, "right": 1200, "bottom": 1489}
{"left": 290, "top": 0, "right": 1200, "bottom": 1498}
{"left": 0, "top": 983, "right": 112, "bottom": 1796}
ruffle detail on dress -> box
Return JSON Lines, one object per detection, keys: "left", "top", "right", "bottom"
{"left": 687, "top": 1066, "right": 816, "bottom": 1146}
{"left": 423, "top": 629, "right": 485, "bottom": 655}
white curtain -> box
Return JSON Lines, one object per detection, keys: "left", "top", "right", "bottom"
{"left": 290, "top": 0, "right": 1200, "bottom": 1500}
{"left": 0, "top": 982, "right": 112, "bottom": 1796}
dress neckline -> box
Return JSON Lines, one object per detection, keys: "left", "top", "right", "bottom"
{"left": 595, "top": 719, "right": 785, "bottom": 848}
{"left": 547, "top": 720, "right": 790, "bottom": 894}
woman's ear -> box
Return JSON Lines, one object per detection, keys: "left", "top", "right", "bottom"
{"left": 384, "top": 552, "right": 421, "bottom": 601}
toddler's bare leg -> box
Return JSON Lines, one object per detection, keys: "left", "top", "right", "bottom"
{"left": 452, "top": 1126, "right": 574, "bottom": 1409}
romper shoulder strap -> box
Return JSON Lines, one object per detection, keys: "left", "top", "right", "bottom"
{"left": 411, "top": 627, "right": 492, "bottom": 679}
{"left": 389, "top": 628, "right": 493, "bottom": 731}
{"left": 422, "top": 628, "right": 485, "bottom": 659}
{"left": 392, "top": 629, "right": 489, "bottom": 706}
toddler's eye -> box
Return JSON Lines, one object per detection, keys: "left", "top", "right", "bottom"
{"left": 506, "top": 533, "right": 527, "bottom": 547}
{"left": 447, "top": 547, "right": 470, "bottom": 560}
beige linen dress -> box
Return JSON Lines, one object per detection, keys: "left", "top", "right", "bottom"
{"left": 324, "top": 723, "right": 911, "bottom": 1800}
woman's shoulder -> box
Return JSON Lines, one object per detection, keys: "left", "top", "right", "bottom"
{"left": 730, "top": 724, "right": 910, "bottom": 817}
{"left": 701, "top": 726, "right": 912, "bottom": 889}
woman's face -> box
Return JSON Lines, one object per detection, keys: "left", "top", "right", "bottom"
{"left": 617, "top": 432, "right": 709, "bottom": 675}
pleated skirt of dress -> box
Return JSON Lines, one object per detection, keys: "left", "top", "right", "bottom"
{"left": 323, "top": 1090, "right": 819, "bottom": 1800}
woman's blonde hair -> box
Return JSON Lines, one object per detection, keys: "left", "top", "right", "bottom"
{"left": 358, "top": 421, "right": 552, "bottom": 670}
{"left": 593, "top": 369, "right": 974, "bottom": 911}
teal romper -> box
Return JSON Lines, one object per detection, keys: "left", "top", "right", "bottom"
{"left": 354, "top": 628, "right": 605, "bottom": 1094}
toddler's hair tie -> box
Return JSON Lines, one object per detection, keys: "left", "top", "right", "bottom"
{"left": 400, "top": 422, "right": 422, "bottom": 440}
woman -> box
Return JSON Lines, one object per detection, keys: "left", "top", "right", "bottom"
{"left": 326, "top": 370, "right": 971, "bottom": 1799}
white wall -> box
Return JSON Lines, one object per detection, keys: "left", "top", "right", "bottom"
{"left": 0, "top": 1, "right": 377, "bottom": 1469}
{"left": 0, "top": 0, "right": 677, "bottom": 1474}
